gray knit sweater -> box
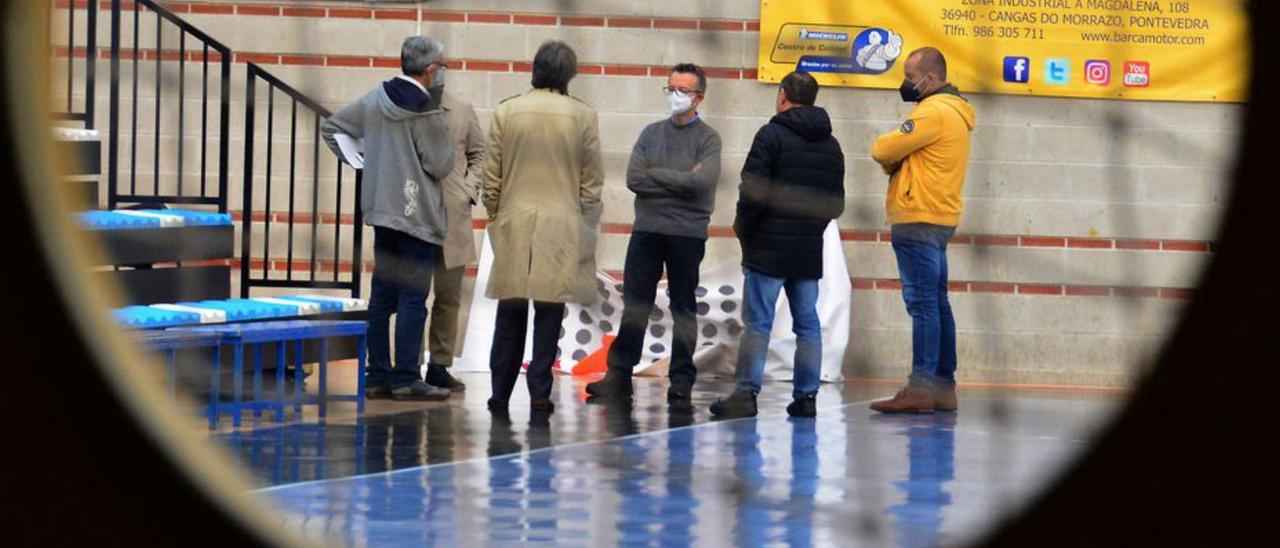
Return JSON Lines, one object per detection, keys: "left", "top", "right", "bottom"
{"left": 626, "top": 116, "right": 722, "bottom": 239}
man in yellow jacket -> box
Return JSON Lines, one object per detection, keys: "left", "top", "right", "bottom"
{"left": 869, "top": 47, "right": 976, "bottom": 414}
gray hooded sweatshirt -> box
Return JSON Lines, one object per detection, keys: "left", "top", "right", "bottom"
{"left": 321, "top": 83, "right": 455, "bottom": 245}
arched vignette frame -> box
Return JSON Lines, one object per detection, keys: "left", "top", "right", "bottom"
{"left": 3, "top": 1, "right": 304, "bottom": 545}
{"left": 4, "top": 0, "right": 1277, "bottom": 545}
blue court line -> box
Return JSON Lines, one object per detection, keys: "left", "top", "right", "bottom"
{"left": 253, "top": 398, "right": 880, "bottom": 494}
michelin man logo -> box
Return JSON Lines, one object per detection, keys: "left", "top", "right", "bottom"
{"left": 403, "top": 179, "right": 419, "bottom": 217}
{"left": 853, "top": 27, "right": 903, "bottom": 74}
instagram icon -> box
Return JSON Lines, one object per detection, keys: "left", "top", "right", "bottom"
{"left": 1085, "top": 60, "right": 1110, "bottom": 85}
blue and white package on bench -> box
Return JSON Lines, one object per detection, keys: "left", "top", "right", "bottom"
{"left": 250, "top": 297, "right": 323, "bottom": 316}
{"left": 268, "top": 296, "right": 345, "bottom": 314}
{"left": 136, "top": 209, "right": 233, "bottom": 227}
{"left": 113, "top": 294, "right": 369, "bottom": 329}
{"left": 176, "top": 299, "right": 299, "bottom": 322}
{"left": 272, "top": 295, "right": 368, "bottom": 313}
{"left": 79, "top": 210, "right": 162, "bottom": 230}
{"left": 114, "top": 305, "right": 202, "bottom": 329}
{"left": 151, "top": 303, "right": 227, "bottom": 324}
{"left": 77, "top": 209, "right": 233, "bottom": 230}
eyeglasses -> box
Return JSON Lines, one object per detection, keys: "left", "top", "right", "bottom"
{"left": 431, "top": 61, "right": 451, "bottom": 70}
{"left": 662, "top": 86, "right": 701, "bottom": 96}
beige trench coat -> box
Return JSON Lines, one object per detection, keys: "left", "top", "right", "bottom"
{"left": 482, "top": 89, "right": 604, "bottom": 304}
{"left": 439, "top": 92, "right": 486, "bottom": 270}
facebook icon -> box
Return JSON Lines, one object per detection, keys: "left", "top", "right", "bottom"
{"left": 1003, "top": 56, "right": 1030, "bottom": 83}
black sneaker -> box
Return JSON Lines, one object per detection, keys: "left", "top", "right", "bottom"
{"left": 585, "top": 374, "right": 633, "bottom": 398}
{"left": 709, "top": 390, "right": 757, "bottom": 418}
{"left": 365, "top": 383, "right": 392, "bottom": 400}
{"left": 787, "top": 395, "right": 817, "bottom": 417}
{"left": 390, "top": 380, "right": 451, "bottom": 401}
{"left": 530, "top": 398, "right": 556, "bottom": 414}
{"left": 667, "top": 385, "right": 692, "bottom": 402}
{"left": 426, "top": 363, "right": 466, "bottom": 391}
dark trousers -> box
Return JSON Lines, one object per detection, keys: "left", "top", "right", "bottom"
{"left": 605, "top": 231, "right": 706, "bottom": 389}
{"left": 490, "top": 299, "right": 567, "bottom": 402}
{"left": 367, "top": 226, "right": 440, "bottom": 389}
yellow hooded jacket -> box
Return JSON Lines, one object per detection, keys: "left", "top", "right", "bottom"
{"left": 871, "top": 87, "right": 976, "bottom": 227}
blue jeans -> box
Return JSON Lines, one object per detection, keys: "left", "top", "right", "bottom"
{"left": 891, "top": 223, "right": 958, "bottom": 388}
{"left": 734, "top": 268, "right": 822, "bottom": 398}
{"left": 367, "top": 227, "right": 440, "bottom": 389}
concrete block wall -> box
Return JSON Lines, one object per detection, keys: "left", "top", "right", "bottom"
{"left": 50, "top": 0, "right": 1243, "bottom": 387}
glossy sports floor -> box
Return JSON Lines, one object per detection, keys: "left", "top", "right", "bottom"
{"left": 218, "top": 366, "right": 1120, "bottom": 547}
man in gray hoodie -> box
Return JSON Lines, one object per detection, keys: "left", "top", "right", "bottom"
{"left": 321, "top": 35, "right": 455, "bottom": 401}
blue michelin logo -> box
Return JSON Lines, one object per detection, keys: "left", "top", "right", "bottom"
{"left": 1003, "top": 56, "right": 1030, "bottom": 83}
{"left": 799, "top": 29, "right": 849, "bottom": 41}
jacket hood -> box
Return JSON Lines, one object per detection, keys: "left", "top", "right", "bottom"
{"left": 925, "top": 87, "right": 976, "bottom": 131}
{"left": 377, "top": 78, "right": 433, "bottom": 121}
{"left": 771, "top": 105, "right": 833, "bottom": 142}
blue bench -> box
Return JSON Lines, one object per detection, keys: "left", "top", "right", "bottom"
{"left": 167, "top": 320, "right": 368, "bottom": 428}
{"left": 114, "top": 295, "right": 368, "bottom": 329}
{"left": 134, "top": 329, "right": 226, "bottom": 428}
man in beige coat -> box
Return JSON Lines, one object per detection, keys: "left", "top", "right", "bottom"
{"left": 482, "top": 41, "right": 604, "bottom": 414}
{"left": 422, "top": 91, "right": 485, "bottom": 393}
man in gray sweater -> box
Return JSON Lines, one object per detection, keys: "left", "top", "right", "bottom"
{"left": 321, "top": 36, "right": 455, "bottom": 401}
{"left": 586, "top": 63, "right": 722, "bottom": 402}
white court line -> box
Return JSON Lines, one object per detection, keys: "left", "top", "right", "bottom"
{"left": 253, "top": 397, "right": 883, "bottom": 494}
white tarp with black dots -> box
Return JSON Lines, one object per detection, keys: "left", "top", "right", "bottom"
{"left": 451, "top": 223, "right": 849, "bottom": 383}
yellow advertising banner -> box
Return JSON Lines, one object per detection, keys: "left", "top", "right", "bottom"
{"left": 757, "top": 0, "right": 1248, "bottom": 102}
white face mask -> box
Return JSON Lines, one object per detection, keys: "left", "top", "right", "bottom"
{"left": 667, "top": 90, "right": 694, "bottom": 115}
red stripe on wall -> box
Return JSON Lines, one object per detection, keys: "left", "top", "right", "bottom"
{"left": 1068, "top": 238, "right": 1114, "bottom": 249}
{"left": 1020, "top": 236, "right": 1066, "bottom": 248}
{"left": 422, "top": 11, "right": 466, "bottom": 22}
{"left": 280, "top": 7, "right": 324, "bottom": 17}
{"left": 468, "top": 12, "right": 513, "bottom": 24}
{"left": 236, "top": 5, "right": 279, "bottom": 16}
{"left": 562, "top": 16, "right": 606, "bottom": 27}
{"left": 654, "top": 19, "right": 699, "bottom": 30}
{"left": 513, "top": 14, "right": 558, "bottom": 25}
{"left": 328, "top": 8, "right": 372, "bottom": 19}
{"left": 373, "top": 9, "right": 417, "bottom": 21}
{"left": 608, "top": 17, "right": 653, "bottom": 28}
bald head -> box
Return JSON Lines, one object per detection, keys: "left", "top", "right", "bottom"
{"left": 901, "top": 47, "right": 948, "bottom": 101}
{"left": 907, "top": 47, "right": 947, "bottom": 81}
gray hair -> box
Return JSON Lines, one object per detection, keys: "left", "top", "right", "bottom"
{"left": 401, "top": 35, "right": 445, "bottom": 76}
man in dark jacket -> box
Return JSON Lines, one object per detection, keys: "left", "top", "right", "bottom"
{"left": 710, "top": 71, "right": 845, "bottom": 419}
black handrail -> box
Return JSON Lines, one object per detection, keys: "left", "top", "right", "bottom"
{"left": 241, "top": 62, "right": 365, "bottom": 299}
{"left": 106, "top": 0, "right": 231, "bottom": 212}
{"left": 49, "top": 0, "right": 97, "bottom": 129}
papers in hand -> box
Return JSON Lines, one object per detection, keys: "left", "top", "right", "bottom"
{"left": 334, "top": 133, "right": 364, "bottom": 169}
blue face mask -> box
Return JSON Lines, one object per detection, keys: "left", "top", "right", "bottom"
{"left": 430, "top": 66, "right": 447, "bottom": 87}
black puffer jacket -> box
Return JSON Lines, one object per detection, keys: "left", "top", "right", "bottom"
{"left": 734, "top": 105, "right": 846, "bottom": 279}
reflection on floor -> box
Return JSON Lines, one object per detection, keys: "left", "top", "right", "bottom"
{"left": 219, "top": 371, "right": 1120, "bottom": 547}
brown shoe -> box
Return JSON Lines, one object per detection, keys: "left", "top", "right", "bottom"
{"left": 934, "top": 385, "right": 958, "bottom": 411}
{"left": 870, "top": 386, "right": 935, "bottom": 414}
